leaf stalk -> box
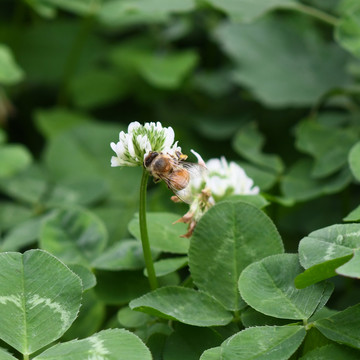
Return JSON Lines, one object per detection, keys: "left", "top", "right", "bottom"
{"left": 285, "top": 3, "right": 339, "bottom": 26}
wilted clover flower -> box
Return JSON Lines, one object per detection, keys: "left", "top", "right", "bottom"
{"left": 111, "top": 121, "right": 181, "bottom": 167}
{"left": 176, "top": 152, "right": 260, "bottom": 237}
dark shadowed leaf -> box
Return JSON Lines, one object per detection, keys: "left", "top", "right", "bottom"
{"left": 163, "top": 324, "right": 224, "bottom": 360}
{"left": 233, "top": 123, "right": 284, "bottom": 173}
{"left": 315, "top": 304, "right": 360, "bottom": 349}
{"left": 295, "top": 119, "right": 358, "bottom": 178}
{"left": 62, "top": 290, "right": 105, "bottom": 341}
{"left": 299, "top": 343, "right": 360, "bottom": 359}
{"left": 34, "top": 108, "right": 93, "bottom": 139}
{"left": 281, "top": 160, "right": 352, "bottom": 201}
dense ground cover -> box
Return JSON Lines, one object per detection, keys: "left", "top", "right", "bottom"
{"left": 1, "top": 0, "right": 360, "bottom": 359}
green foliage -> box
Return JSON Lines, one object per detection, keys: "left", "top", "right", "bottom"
{"left": 0, "top": 145, "right": 32, "bottom": 178}
{"left": 296, "top": 224, "right": 360, "bottom": 287}
{"left": 129, "top": 212, "right": 189, "bottom": 253}
{"left": 147, "top": 256, "right": 188, "bottom": 277}
{"left": 314, "top": 304, "right": 360, "bottom": 348}
{"left": 335, "top": 2, "right": 360, "bottom": 58}
{"left": 349, "top": 141, "right": 360, "bottom": 181}
{"left": 214, "top": 16, "right": 350, "bottom": 107}
{"left": 33, "top": 329, "right": 152, "bottom": 360}
{"left": 220, "top": 325, "right": 306, "bottom": 360}
{"left": 130, "top": 286, "right": 232, "bottom": 326}
{"left": 239, "top": 254, "right": 333, "bottom": 319}
{"left": 233, "top": 122, "right": 284, "bottom": 174}
{"left": 0, "top": 44, "right": 24, "bottom": 85}
{"left": 40, "top": 207, "right": 108, "bottom": 267}
{"left": 299, "top": 344, "right": 360, "bottom": 360}
{"left": 295, "top": 117, "right": 358, "bottom": 178}
{"left": 0, "top": 250, "right": 82, "bottom": 355}
{"left": 1, "top": 0, "right": 360, "bottom": 358}
{"left": 204, "top": 0, "right": 296, "bottom": 23}
{"left": 189, "top": 201, "right": 284, "bottom": 311}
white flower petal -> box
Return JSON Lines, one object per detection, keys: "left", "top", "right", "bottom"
{"left": 204, "top": 157, "right": 259, "bottom": 197}
{"left": 111, "top": 156, "right": 121, "bottom": 167}
{"left": 110, "top": 121, "right": 181, "bottom": 168}
{"left": 110, "top": 142, "right": 118, "bottom": 153}
{"left": 163, "top": 127, "right": 175, "bottom": 149}
{"left": 119, "top": 131, "right": 126, "bottom": 142}
{"left": 127, "top": 136, "right": 136, "bottom": 159}
{"left": 128, "top": 121, "right": 141, "bottom": 133}
{"left": 155, "top": 122, "right": 162, "bottom": 132}
{"left": 190, "top": 149, "right": 206, "bottom": 167}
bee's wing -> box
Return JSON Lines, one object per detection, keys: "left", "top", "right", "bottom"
{"left": 172, "top": 162, "right": 207, "bottom": 204}
{"left": 181, "top": 161, "right": 207, "bottom": 180}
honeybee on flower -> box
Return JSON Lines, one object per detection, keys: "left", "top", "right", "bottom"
{"left": 144, "top": 150, "right": 207, "bottom": 204}
{"left": 110, "top": 121, "right": 259, "bottom": 238}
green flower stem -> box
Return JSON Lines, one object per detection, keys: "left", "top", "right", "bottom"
{"left": 23, "top": 354, "right": 29, "bottom": 360}
{"left": 285, "top": 3, "right": 339, "bottom": 26}
{"left": 139, "top": 168, "right": 158, "bottom": 290}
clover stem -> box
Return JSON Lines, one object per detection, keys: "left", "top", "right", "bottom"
{"left": 139, "top": 168, "right": 158, "bottom": 290}
{"left": 23, "top": 354, "right": 29, "bottom": 360}
{"left": 285, "top": 3, "right": 339, "bottom": 26}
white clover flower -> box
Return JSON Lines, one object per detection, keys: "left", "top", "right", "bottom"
{"left": 205, "top": 157, "right": 259, "bottom": 201}
{"left": 190, "top": 151, "right": 259, "bottom": 201}
{"left": 110, "top": 121, "right": 181, "bottom": 167}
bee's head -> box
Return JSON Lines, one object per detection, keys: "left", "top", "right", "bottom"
{"left": 144, "top": 151, "right": 159, "bottom": 168}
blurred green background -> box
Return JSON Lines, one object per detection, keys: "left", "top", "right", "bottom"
{"left": 1, "top": 0, "right": 360, "bottom": 311}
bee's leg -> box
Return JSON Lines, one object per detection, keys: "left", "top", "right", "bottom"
{"left": 164, "top": 178, "right": 172, "bottom": 189}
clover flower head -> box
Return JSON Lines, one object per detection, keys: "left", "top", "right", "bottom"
{"left": 111, "top": 121, "right": 181, "bottom": 167}
{"left": 205, "top": 157, "right": 259, "bottom": 201}
{"left": 190, "top": 152, "right": 259, "bottom": 201}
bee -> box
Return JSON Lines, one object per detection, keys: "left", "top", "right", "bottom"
{"left": 144, "top": 151, "right": 206, "bottom": 204}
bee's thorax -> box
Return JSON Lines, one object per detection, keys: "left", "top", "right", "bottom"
{"left": 153, "top": 157, "right": 172, "bottom": 173}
